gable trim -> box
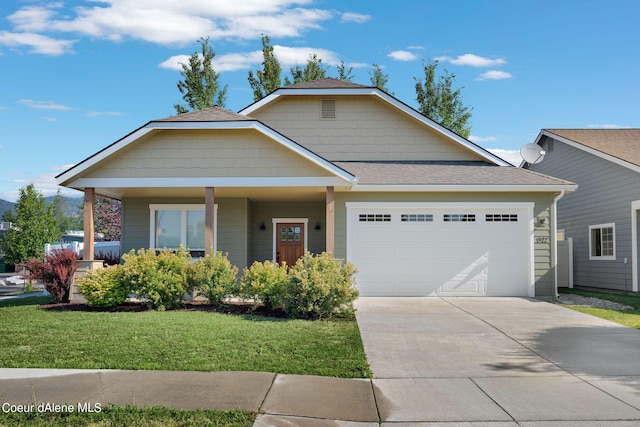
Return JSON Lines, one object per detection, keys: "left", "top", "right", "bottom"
{"left": 66, "top": 176, "right": 350, "bottom": 190}
{"left": 239, "top": 87, "right": 510, "bottom": 167}
{"left": 535, "top": 130, "right": 640, "bottom": 175}
{"left": 56, "top": 120, "right": 356, "bottom": 186}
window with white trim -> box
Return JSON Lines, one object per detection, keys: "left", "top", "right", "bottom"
{"left": 486, "top": 214, "right": 518, "bottom": 222}
{"left": 589, "top": 223, "right": 615, "bottom": 260}
{"left": 401, "top": 213, "right": 433, "bottom": 222}
{"left": 444, "top": 214, "right": 476, "bottom": 222}
{"left": 359, "top": 214, "right": 391, "bottom": 222}
{"left": 149, "top": 204, "right": 215, "bottom": 250}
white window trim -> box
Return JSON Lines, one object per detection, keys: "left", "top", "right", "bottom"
{"left": 272, "top": 218, "right": 309, "bottom": 261}
{"left": 149, "top": 204, "right": 218, "bottom": 251}
{"left": 589, "top": 222, "right": 616, "bottom": 261}
{"left": 632, "top": 200, "right": 640, "bottom": 292}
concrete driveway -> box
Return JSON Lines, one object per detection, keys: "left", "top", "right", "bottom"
{"left": 355, "top": 297, "right": 640, "bottom": 425}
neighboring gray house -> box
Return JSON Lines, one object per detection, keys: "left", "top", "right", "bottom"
{"left": 525, "top": 129, "right": 640, "bottom": 293}
{"left": 57, "top": 79, "right": 575, "bottom": 297}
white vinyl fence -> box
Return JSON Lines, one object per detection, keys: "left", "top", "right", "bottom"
{"left": 44, "top": 241, "right": 120, "bottom": 259}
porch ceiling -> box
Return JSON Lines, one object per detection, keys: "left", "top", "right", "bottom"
{"left": 93, "top": 186, "right": 346, "bottom": 201}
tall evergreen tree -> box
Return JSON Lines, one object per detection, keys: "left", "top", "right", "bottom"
{"left": 414, "top": 58, "right": 473, "bottom": 138}
{"left": 248, "top": 35, "right": 282, "bottom": 101}
{"left": 336, "top": 60, "right": 354, "bottom": 81}
{"left": 369, "top": 63, "right": 390, "bottom": 92}
{"left": 0, "top": 184, "right": 60, "bottom": 264}
{"left": 284, "top": 54, "right": 328, "bottom": 85}
{"left": 174, "top": 37, "right": 228, "bottom": 113}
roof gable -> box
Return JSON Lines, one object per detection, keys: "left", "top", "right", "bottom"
{"left": 240, "top": 78, "right": 510, "bottom": 166}
{"left": 56, "top": 106, "right": 355, "bottom": 188}
{"left": 535, "top": 129, "right": 640, "bottom": 173}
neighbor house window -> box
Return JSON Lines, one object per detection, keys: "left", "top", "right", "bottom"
{"left": 149, "top": 204, "right": 216, "bottom": 250}
{"left": 589, "top": 223, "right": 615, "bottom": 260}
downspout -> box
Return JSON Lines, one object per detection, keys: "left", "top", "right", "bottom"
{"left": 553, "top": 189, "right": 566, "bottom": 298}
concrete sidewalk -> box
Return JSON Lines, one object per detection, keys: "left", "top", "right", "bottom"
{"left": 0, "top": 368, "right": 379, "bottom": 426}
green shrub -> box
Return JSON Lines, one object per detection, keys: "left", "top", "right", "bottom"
{"left": 280, "top": 252, "right": 359, "bottom": 319}
{"left": 121, "top": 248, "right": 192, "bottom": 310}
{"left": 189, "top": 251, "right": 238, "bottom": 306}
{"left": 77, "top": 265, "right": 127, "bottom": 308}
{"left": 238, "top": 260, "right": 288, "bottom": 310}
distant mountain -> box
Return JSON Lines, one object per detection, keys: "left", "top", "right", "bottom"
{"left": 0, "top": 199, "right": 15, "bottom": 219}
{"left": 45, "top": 196, "right": 83, "bottom": 217}
{"left": 0, "top": 196, "right": 83, "bottom": 219}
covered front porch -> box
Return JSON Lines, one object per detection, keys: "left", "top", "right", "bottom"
{"left": 81, "top": 185, "right": 338, "bottom": 269}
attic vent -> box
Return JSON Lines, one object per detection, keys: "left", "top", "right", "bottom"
{"left": 321, "top": 99, "right": 336, "bottom": 119}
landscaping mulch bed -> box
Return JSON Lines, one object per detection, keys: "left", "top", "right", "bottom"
{"left": 40, "top": 300, "right": 290, "bottom": 318}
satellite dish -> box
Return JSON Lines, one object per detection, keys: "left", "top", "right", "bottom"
{"left": 520, "top": 143, "right": 546, "bottom": 164}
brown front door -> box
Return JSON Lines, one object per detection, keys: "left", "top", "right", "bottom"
{"left": 276, "top": 223, "right": 305, "bottom": 267}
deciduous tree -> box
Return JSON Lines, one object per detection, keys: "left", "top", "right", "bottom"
{"left": 248, "top": 35, "right": 282, "bottom": 101}
{"left": 284, "top": 54, "right": 328, "bottom": 85}
{"left": 414, "top": 58, "right": 473, "bottom": 138}
{"left": 94, "top": 196, "right": 121, "bottom": 242}
{"left": 336, "top": 60, "right": 354, "bottom": 81}
{"left": 0, "top": 184, "right": 60, "bottom": 265}
{"left": 174, "top": 37, "right": 228, "bottom": 113}
{"left": 369, "top": 63, "right": 390, "bottom": 92}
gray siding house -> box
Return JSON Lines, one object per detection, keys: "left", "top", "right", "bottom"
{"left": 525, "top": 129, "right": 640, "bottom": 293}
{"left": 57, "top": 79, "right": 575, "bottom": 297}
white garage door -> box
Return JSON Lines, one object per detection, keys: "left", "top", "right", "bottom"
{"left": 347, "top": 203, "right": 533, "bottom": 297}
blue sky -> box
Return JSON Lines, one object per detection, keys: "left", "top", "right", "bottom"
{"left": 1, "top": 0, "right": 639, "bottom": 202}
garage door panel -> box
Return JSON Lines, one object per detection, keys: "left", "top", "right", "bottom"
{"left": 349, "top": 206, "right": 531, "bottom": 297}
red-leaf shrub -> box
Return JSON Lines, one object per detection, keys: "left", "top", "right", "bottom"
{"left": 24, "top": 249, "right": 80, "bottom": 303}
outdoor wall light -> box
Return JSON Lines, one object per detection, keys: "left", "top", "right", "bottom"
{"left": 536, "top": 217, "right": 548, "bottom": 227}
{"left": 314, "top": 222, "right": 321, "bottom": 230}
{"left": 259, "top": 222, "right": 266, "bottom": 231}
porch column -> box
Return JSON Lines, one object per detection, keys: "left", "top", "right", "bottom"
{"left": 83, "top": 188, "right": 95, "bottom": 261}
{"left": 326, "top": 186, "right": 335, "bottom": 254}
{"left": 205, "top": 187, "right": 215, "bottom": 255}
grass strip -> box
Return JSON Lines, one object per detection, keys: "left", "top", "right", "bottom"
{"left": 0, "top": 298, "right": 371, "bottom": 378}
{"left": 0, "top": 405, "right": 254, "bottom": 427}
{"left": 559, "top": 288, "right": 640, "bottom": 329}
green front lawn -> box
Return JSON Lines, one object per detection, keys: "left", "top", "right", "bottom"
{"left": 559, "top": 288, "right": 640, "bottom": 330}
{"left": 0, "top": 297, "right": 371, "bottom": 378}
{"left": 0, "top": 406, "right": 255, "bottom": 427}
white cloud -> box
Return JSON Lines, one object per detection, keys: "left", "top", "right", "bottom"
{"left": 476, "top": 70, "right": 512, "bottom": 81}
{"left": 160, "top": 45, "right": 342, "bottom": 72}
{"left": 3, "top": 166, "right": 82, "bottom": 201}
{"left": 407, "top": 45, "right": 424, "bottom": 50}
{"left": 587, "top": 124, "right": 632, "bottom": 129}
{"left": 0, "top": 31, "right": 76, "bottom": 55}
{"left": 486, "top": 148, "right": 522, "bottom": 166}
{"left": 388, "top": 50, "right": 417, "bottom": 61}
{"left": 18, "top": 99, "right": 73, "bottom": 110}
{"left": 5, "top": 1, "right": 335, "bottom": 49}
{"left": 43, "top": 117, "right": 57, "bottom": 122}
{"left": 341, "top": 12, "right": 371, "bottom": 23}
{"left": 469, "top": 135, "right": 497, "bottom": 143}
{"left": 0, "top": 145, "right": 4, "bottom": 149}
{"left": 437, "top": 54, "right": 506, "bottom": 67}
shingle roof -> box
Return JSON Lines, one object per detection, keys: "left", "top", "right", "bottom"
{"left": 155, "top": 106, "right": 254, "bottom": 122}
{"left": 284, "top": 77, "right": 370, "bottom": 90}
{"left": 545, "top": 129, "right": 640, "bottom": 167}
{"left": 334, "top": 161, "right": 575, "bottom": 186}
